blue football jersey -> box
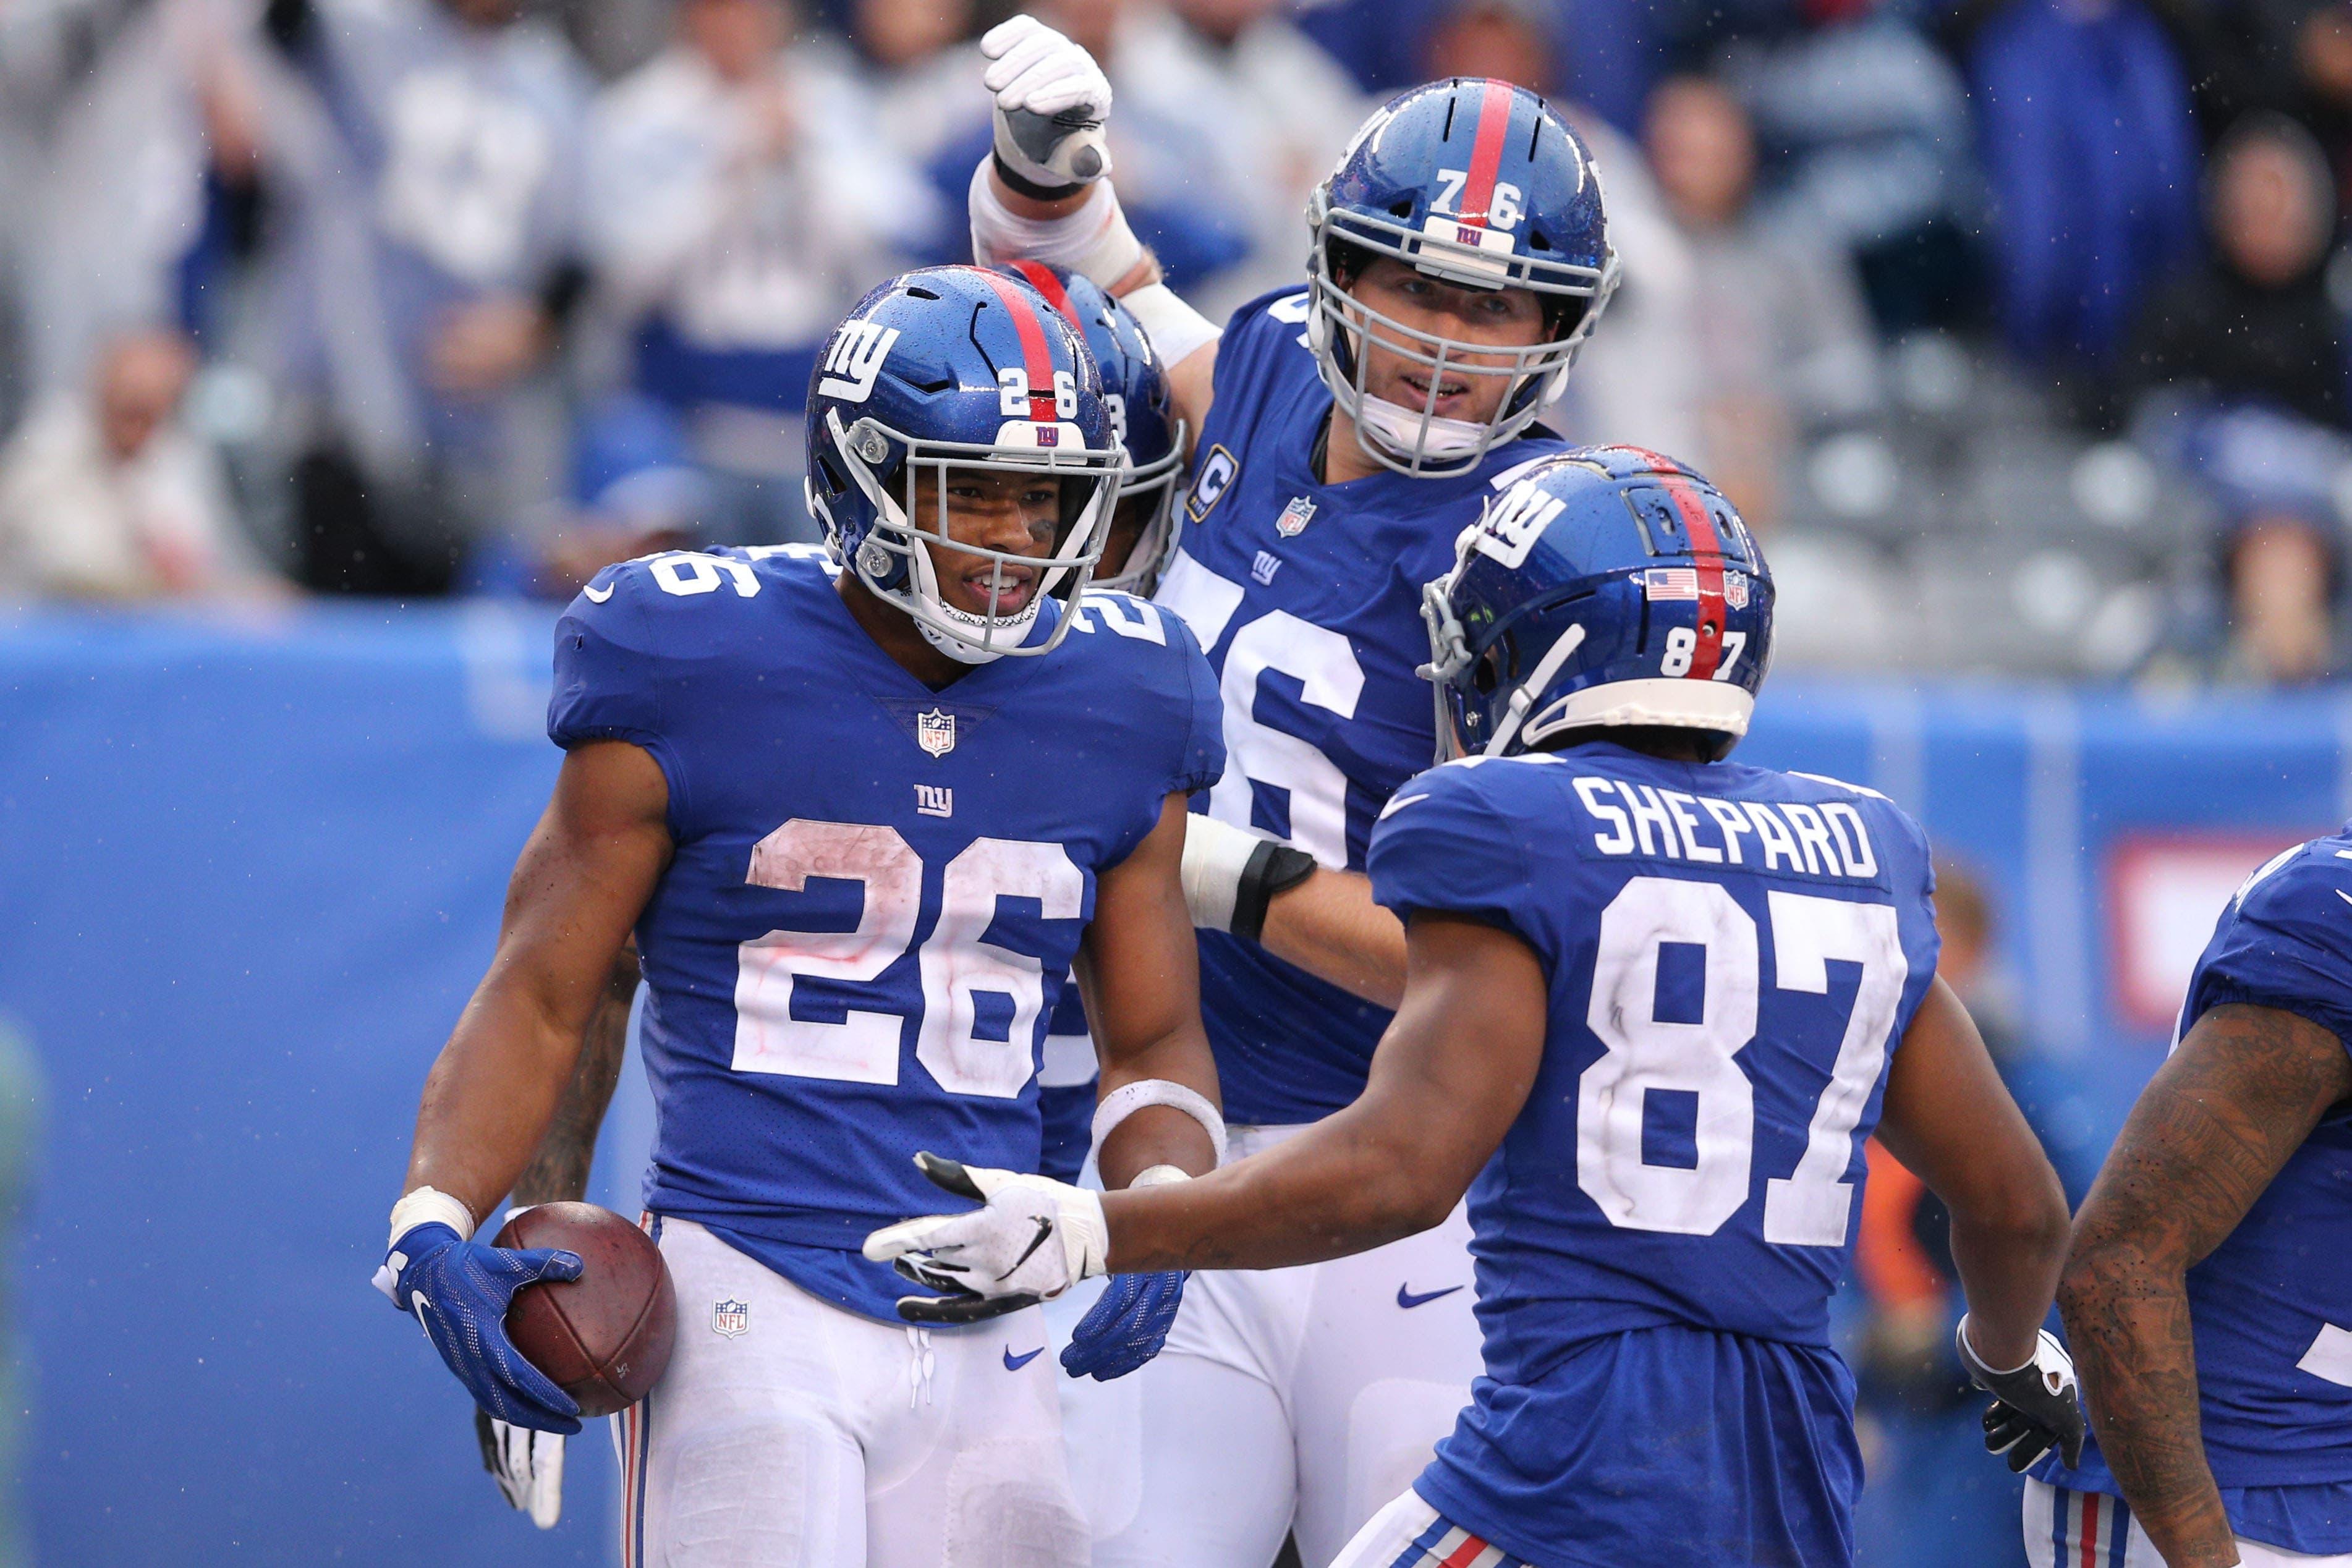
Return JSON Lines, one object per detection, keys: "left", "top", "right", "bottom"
{"left": 547, "top": 546, "right": 1222, "bottom": 1321}
{"left": 1037, "top": 987, "right": 1098, "bottom": 1185}
{"left": 2036, "top": 829, "right": 2352, "bottom": 1553}
{"left": 1365, "top": 743, "right": 1941, "bottom": 1567}
{"left": 1153, "top": 286, "right": 1574, "bottom": 1126}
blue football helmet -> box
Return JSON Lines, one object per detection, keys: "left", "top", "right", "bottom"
{"left": 1419, "top": 447, "right": 1773, "bottom": 760}
{"left": 1000, "top": 261, "right": 1186, "bottom": 595}
{"left": 1307, "top": 78, "right": 1618, "bottom": 478}
{"left": 804, "top": 266, "right": 1123, "bottom": 663}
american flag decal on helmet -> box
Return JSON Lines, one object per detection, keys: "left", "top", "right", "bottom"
{"left": 1645, "top": 567, "right": 1700, "bottom": 601}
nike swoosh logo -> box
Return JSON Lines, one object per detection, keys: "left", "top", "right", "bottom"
{"left": 1396, "top": 1283, "right": 1464, "bottom": 1310}
{"left": 2338, "top": 889, "right": 2352, "bottom": 909}
{"left": 1003, "top": 1345, "right": 1044, "bottom": 1371}
{"left": 1378, "top": 793, "right": 1430, "bottom": 821}
{"left": 999, "top": 1217, "right": 1056, "bottom": 1280}
{"left": 584, "top": 582, "right": 614, "bottom": 603}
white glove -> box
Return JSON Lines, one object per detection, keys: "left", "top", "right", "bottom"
{"left": 864, "top": 1153, "right": 1107, "bottom": 1323}
{"left": 476, "top": 1410, "right": 563, "bottom": 1528}
{"left": 980, "top": 14, "right": 1113, "bottom": 190}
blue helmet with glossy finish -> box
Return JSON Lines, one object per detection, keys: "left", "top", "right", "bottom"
{"left": 1307, "top": 78, "right": 1619, "bottom": 477}
{"left": 998, "top": 261, "right": 1186, "bottom": 595}
{"left": 1419, "top": 447, "right": 1773, "bottom": 760}
{"left": 804, "top": 265, "right": 1123, "bottom": 663}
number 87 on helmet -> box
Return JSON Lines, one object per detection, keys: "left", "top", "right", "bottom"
{"left": 803, "top": 265, "right": 1127, "bottom": 665}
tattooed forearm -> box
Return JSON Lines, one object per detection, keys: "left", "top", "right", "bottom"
{"left": 511, "top": 946, "right": 639, "bottom": 1206}
{"left": 2058, "top": 1003, "right": 2351, "bottom": 1567}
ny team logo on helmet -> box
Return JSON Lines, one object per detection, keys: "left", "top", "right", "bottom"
{"left": 1419, "top": 447, "right": 1772, "bottom": 760}
{"left": 1001, "top": 261, "right": 1187, "bottom": 595}
{"left": 804, "top": 266, "right": 1124, "bottom": 663}
{"left": 1308, "top": 78, "right": 1619, "bottom": 477}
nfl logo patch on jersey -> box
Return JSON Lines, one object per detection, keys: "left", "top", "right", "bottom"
{"left": 713, "top": 1299, "right": 749, "bottom": 1338}
{"left": 1276, "top": 496, "right": 1317, "bottom": 536}
{"left": 917, "top": 708, "right": 956, "bottom": 757}
{"left": 1725, "top": 571, "right": 1751, "bottom": 609}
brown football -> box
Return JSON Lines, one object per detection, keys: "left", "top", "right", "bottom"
{"left": 495, "top": 1202, "right": 676, "bottom": 1418}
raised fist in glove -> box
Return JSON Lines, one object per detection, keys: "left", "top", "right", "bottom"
{"left": 864, "top": 1153, "right": 1107, "bottom": 1323}
{"left": 374, "top": 1221, "right": 584, "bottom": 1434}
{"left": 981, "top": 14, "right": 1113, "bottom": 192}
{"left": 1958, "top": 1316, "right": 2087, "bottom": 1471}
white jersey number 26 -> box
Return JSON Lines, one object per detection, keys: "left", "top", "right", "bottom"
{"left": 728, "top": 819, "right": 1081, "bottom": 1098}
{"left": 1580, "top": 876, "right": 1909, "bottom": 1246}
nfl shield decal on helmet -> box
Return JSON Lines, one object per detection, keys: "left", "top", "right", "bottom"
{"left": 1276, "top": 496, "right": 1318, "bottom": 537}
{"left": 917, "top": 708, "right": 956, "bottom": 757}
{"left": 1725, "top": 570, "right": 1751, "bottom": 609}
{"left": 713, "top": 1299, "right": 749, "bottom": 1338}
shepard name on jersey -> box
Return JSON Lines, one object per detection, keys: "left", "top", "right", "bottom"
{"left": 1367, "top": 744, "right": 1940, "bottom": 1567}
{"left": 548, "top": 546, "right": 1222, "bottom": 1321}
{"left": 2036, "top": 828, "right": 2352, "bottom": 1555}
{"left": 1153, "top": 286, "right": 1574, "bottom": 1125}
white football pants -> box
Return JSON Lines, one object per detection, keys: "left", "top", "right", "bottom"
{"left": 1056, "top": 1124, "right": 1484, "bottom": 1568}
{"left": 1325, "top": 1492, "right": 1532, "bottom": 1568}
{"left": 2026, "top": 1480, "right": 2352, "bottom": 1567}
{"left": 616, "top": 1218, "right": 1089, "bottom": 1568}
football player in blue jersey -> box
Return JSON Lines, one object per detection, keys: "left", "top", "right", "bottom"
{"left": 372, "top": 264, "right": 1234, "bottom": 1568}
{"left": 962, "top": 20, "right": 1624, "bottom": 1562}
{"left": 2031, "top": 837, "right": 2352, "bottom": 1567}
{"left": 870, "top": 448, "right": 2084, "bottom": 1568}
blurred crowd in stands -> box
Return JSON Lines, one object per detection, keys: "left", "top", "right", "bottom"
{"left": 6, "top": 0, "right": 2352, "bottom": 682}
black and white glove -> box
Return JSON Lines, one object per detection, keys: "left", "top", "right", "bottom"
{"left": 1958, "top": 1316, "right": 2087, "bottom": 1472}
{"left": 1180, "top": 813, "right": 1318, "bottom": 943}
{"left": 980, "top": 14, "right": 1113, "bottom": 194}
{"left": 476, "top": 1410, "right": 563, "bottom": 1528}
{"left": 863, "top": 1153, "right": 1108, "bottom": 1323}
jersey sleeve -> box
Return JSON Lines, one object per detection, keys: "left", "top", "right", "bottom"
{"left": 2192, "top": 851, "right": 2352, "bottom": 1052}
{"left": 546, "top": 564, "right": 693, "bottom": 834}
{"left": 1367, "top": 762, "right": 1538, "bottom": 944}
{"left": 1167, "top": 610, "right": 1228, "bottom": 797}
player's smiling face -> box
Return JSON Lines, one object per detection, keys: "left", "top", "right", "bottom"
{"left": 909, "top": 467, "right": 1064, "bottom": 617}
{"left": 1346, "top": 258, "right": 1548, "bottom": 423}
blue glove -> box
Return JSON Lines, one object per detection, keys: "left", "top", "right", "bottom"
{"left": 375, "top": 1223, "right": 585, "bottom": 1434}
{"left": 1059, "top": 1270, "right": 1187, "bottom": 1381}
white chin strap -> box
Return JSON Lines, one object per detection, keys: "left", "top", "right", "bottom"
{"left": 1355, "top": 394, "right": 1495, "bottom": 464}
{"left": 1484, "top": 623, "right": 1586, "bottom": 756}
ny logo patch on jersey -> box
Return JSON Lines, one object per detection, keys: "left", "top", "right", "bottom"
{"left": 1276, "top": 496, "right": 1317, "bottom": 537}
{"left": 817, "top": 321, "right": 901, "bottom": 403}
{"left": 1252, "top": 550, "right": 1281, "bottom": 585}
{"left": 915, "top": 784, "right": 954, "bottom": 818}
{"left": 917, "top": 708, "right": 956, "bottom": 757}
{"left": 713, "top": 1299, "right": 749, "bottom": 1338}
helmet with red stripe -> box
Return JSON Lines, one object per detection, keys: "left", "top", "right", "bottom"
{"left": 1308, "top": 78, "right": 1618, "bottom": 478}
{"left": 804, "top": 266, "right": 1123, "bottom": 663}
{"left": 1419, "top": 447, "right": 1772, "bottom": 761}
{"left": 997, "top": 261, "right": 1186, "bottom": 595}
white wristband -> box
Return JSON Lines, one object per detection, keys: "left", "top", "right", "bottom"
{"left": 1131, "top": 1164, "right": 1191, "bottom": 1189}
{"left": 1093, "top": 1079, "right": 1228, "bottom": 1169}
{"left": 968, "top": 159, "right": 1145, "bottom": 290}
{"left": 1122, "top": 282, "right": 1221, "bottom": 371}
{"left": 386, "top": 1185, "right": 477, "bottom": 1251}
